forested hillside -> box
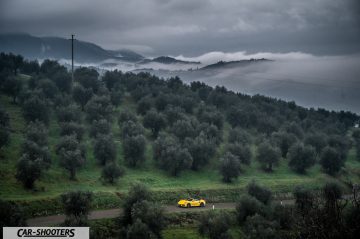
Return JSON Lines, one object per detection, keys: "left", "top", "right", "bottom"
{"left": 1, "top": 52, "right": 360, "bottom": 213}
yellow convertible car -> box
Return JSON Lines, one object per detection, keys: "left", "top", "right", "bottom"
{"left": 178, "top": 198, "right": 206, "bottom": 208}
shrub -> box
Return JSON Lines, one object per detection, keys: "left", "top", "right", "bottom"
{"left": 236, "top": 195, "right": 264, "bottom": 224}
{"left": 198, "top": 211, "right": 233, "bottom": 239}
{"left": 247, "top": 181, "right": 272, "bottom": 205}
{"left": 61, "top": 191, "right": 93, "bottom": 226}
{"left": 101, "top": 163, "right": 124, "bottom": 184}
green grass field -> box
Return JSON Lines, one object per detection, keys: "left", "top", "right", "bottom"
{"left": 1, "top": 94, "right": 360, "bottom": 204}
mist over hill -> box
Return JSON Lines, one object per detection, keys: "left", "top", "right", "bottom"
{"left": 137, "top": 54, "right": 360, "bottom": 114}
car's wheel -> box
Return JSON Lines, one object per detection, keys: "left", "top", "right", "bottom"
{"left": 200, "top": 202, "right": 205, "bottom": 207}
{"left": 187, "top": 203, "right": 191, "bottom": 208}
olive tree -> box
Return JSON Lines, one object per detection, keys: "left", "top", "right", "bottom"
{"left": 219, "top": 152, "right": 241, "bottom": 183}
{"left": 143, "top": 109, "right": 167, "bottom": 138}
{"left": 288, "top": 143, "right": 316, "bottom": 173}
{"left": 72, "top": 84, "right": 93, "bottom": 111}
{"left": 227, "top": 143, "right": 252, "bottom": 165}
{"left": 61, "top": 191, "right": 93, "bottom": 226}
{"left": 22, "top": 95, "right": 50, "bottom": 125}
{"left": 256, "top": 141, "right": 281, "bottom": 172}
{"left": 153, "top": 133, "right": 192, "bottom": 176}
{"left": 15, "top": 154, "right": 42, "bottom": 189}
{"left": 93, "top": 134, "right": 116, "bottom": 165}
{"left": 320, "top": 146, "right": 344, "bottom": 175}
{"left": 0, "top": 107, "right": 10, "bottom": 150}
{"left": 101, "top": 163, "right": 124, "bottom": 184}
{"left": 56, "top": 135, "right": 86, "bottom": 180}
{"left": 123, "top": 135, "right": 146, "bottom": 167}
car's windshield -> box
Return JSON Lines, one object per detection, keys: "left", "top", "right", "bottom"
{"left": 187, "top": 198, "right": 193, "bottom": 201}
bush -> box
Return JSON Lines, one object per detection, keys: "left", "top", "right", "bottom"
{"left": 244, "top": 214, "right": 279, "bottom": 239}
{"left": 236, "top": 195, "right": 264, "bottom": 224}
{"left": 272, "top": 204, "right": 294, "bottom": 230}
{"left": 198, "top": 211, "right": 233, "bottom": 239}
{"left": 122, "top": 183, "right": 152, "bottom": 225}
{"left": 126, "top": 219, "right": 152, "bottom": 239}
{"left": 0, "top": 199, "right": 27, "bottom": 231}
{"left": 130, "top": 200, "right": 166, "bottom": 238}
{"left": 293, "top": 186, "right": 314, "bottom": 213}
{"left": 322, "top": 181, "right": 343, "bottom": 202}
{"left": 61, "top": 191, "right": 93, "bottom": 226}
{"left": 101, "top": 163, "right": 124, "bottom": 184}
{"left": 247, "top": 181, "right": 272, "bottom": 205}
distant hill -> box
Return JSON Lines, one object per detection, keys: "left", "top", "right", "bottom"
{"left": 0, "top": 33, "right": 144, "bottom": 63}
{"left": 200, "top": 58, "right": 270, "bottom": 70}
{"left": 140, "top": 56, "right": 200, "bottom": 65}
{"left": 107, "top": 49, "right": 145, "bottom": 62}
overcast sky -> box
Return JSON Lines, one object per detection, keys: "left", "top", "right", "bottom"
{"left": 1, "top": 0, "right": 360, "bottom": 56}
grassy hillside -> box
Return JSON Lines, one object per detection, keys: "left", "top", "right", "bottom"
{"left": 1, "top": 92, "right": 359, "bottom": 203}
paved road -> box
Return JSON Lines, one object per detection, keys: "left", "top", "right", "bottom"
{"left": 27, "top": 200, "right": 295, "bottom": 226}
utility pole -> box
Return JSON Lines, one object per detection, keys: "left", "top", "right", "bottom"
{"left": 71, "top": 34, "right": 75, "bottom": 82}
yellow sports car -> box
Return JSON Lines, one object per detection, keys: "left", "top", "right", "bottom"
{"left": 178, "top": 198, "right": 206, "bottom": 208}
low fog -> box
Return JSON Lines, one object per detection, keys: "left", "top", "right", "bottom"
{"left": 143, "top": 54, "right": 360, "bottom": 114}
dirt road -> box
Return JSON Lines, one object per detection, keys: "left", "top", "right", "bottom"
{"left": 27, "top": 200, "right": 294, "bottom": 226}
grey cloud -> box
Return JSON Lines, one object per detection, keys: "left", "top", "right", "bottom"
{"left": 1, "top": 0, "right": 359, "bottom": 56}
